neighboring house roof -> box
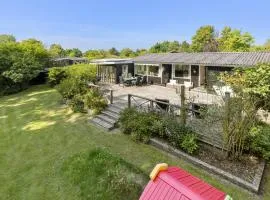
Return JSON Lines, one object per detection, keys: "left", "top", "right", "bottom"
{"left": 140, "top": 166, "right": 228, "bottom": 200}
{"left": 53, "top": 57, "right": 89, "bottom": 62}
{"left": 133, "top": 52, "right": 270, "bottom": 67}
{"left": 91, "top": 58, "right": 133, "bottom": 65}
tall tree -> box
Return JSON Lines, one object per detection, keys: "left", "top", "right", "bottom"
{"left": 49, "top": 44, "right": 65, "bottom": 58}
{"left": 135, "top": 48, "right": 148, "bottom": 56}
{"left": 108, "top": 47, "right": 119, "bottom": 56}
{"left": 20, "top": 39, "right": 50, "bottom": 67}
{"left": 218, "top": 26, "right": 254, "bottom": 52}
{"left": 168, "top": 41, "right": 181, "bottom": 52}
{"left": 0, "top": 34, "right": 16, "bottom": 43}
{"left": 191, "top": 25, "right": 217, "bottom": 52}
{"left": 120, "top": 48, "right": 135, "bottom": 57}
{"left": 84, "top": 49, "right": 107, "bottom": 59}
{"left": 149, "top": 41, "right": 181, "bottom": 53}
{"left": 1, "top": 39, "right": 49, "bottom": 88}
{"left": 65, "top": 48, "right": 83, "bottom": 57}
{"left": 264, "top": 39, "right": 270, "bottom": 51}
{"left": 179, "top": 41, "right": 191, "bottom": 52}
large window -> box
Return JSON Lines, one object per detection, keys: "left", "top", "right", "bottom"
{"left": 148, "top": 65, "right": 159, "bottom": 76}
{"left": 122, "top": 65, "right": 128, "bottom": 77}
{"left": 175, "top": 64, "right": 189, "bottom": 78}
{"left": 135, "top": 64, "right": 147, "bottom": 75}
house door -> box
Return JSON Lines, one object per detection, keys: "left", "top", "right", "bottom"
{"left": 99, "top": 66, "right": 116, "bottom": 83}
{"left": 122, "top": 65, "right": 128, "bottom": 78}
{"left": 191, "top": 65, "right": 199, "bottom": 88}
{"left": 162, "top": 64, "right": 172, "bottom": 84}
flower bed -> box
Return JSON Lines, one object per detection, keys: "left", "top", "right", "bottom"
{"left": 149, "top": 138, "right": 265, "bottom": 193}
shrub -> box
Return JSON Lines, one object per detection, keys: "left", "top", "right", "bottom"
{"left": 151, "top": 120, "right": 166, "bottom": 138}
{"left": 249, "top": 125, "right": 270, "bottom": 160}
{"left": 162, "top": 116, "right": 198, "bottom": 154}
{"left": 68, "top": 95, "right": 85, "bottom": 113}
{"left": 56, "top": 77, "right": 87, "bottom": 100}
{"left": 48, "top": 64, "right": 96, "bottom": 87}
{"left": 180, "top": 133, "right": 199, "bottom": 154}
{"left": 119, "top": 108, "right": 141, "bottom": 134}
{"left": 65, "top": 64, "right": 96, "bottom": 84}
{"left": 48, "top": 67, "right": 67, "bottom": 87}
{"left": 84, "top": 89, "right": 107, "bottom": 114}
{"left": 119, "top": 108, "right": 199, "bottom": 153}
{"left": 119, "top": 108, "right": 159, "bottom": 143}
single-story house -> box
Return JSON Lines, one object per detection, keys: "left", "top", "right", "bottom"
{"left": 93, "top": 52, "right": 270, "bottom": 88}
{"left": 52, "top": 57, "right": 89, "bottom": 67}
{"left": 132, "top": 52, "right": 270, "bottom": 88}
{"left": 91, "top": 58, "right": 134, "bottom": 84}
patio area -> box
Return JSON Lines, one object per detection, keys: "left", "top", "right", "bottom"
{"left": 101, "top": 84, "right": 224, "bottom": 106}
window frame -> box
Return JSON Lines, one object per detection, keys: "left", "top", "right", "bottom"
{"left": 135, "top": 64, "right": 147, "bottom": 75}
{"left": 174, "top": 64, "right": 190, "bottom": 78}
{"left": 147, "top": 65, "right": 160, "bottom": 77}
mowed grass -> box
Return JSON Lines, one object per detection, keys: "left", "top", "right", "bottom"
{"left": 61, "top": 149, "right": 147, "bottom": 200}
{"left": 0, "top": 85, "right": 268, "bottom": 200}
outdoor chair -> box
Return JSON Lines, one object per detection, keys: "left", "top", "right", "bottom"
{"left": 140, "top": 76, "right": 147, "bottom": 85}
{"left": 134, "top": 76, "right": 142, "bottom": 86}
{"left": 119, "top": 76, "right": 124, "bottom": 87}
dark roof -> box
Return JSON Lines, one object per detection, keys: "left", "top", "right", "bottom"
{"left": 53, "top": 57, "right": 89, "bottom": 62}
{"left": 133, "top": 52, "right": 270, "bottom": 66}
{"left": 90, "top": 58, "right": 133, "bottom": 64}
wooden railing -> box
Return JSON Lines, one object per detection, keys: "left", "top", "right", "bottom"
{"left": 127, "top": 93, "right": 183, "bottom": 116}
{"left": 88, "top": 83, "right": 113, "bottom": 104}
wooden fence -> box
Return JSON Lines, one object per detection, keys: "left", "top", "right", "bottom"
{"left": 127, "top": 88, "right": 227, "bottom": 149}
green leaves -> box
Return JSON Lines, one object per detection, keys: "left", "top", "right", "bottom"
{"left": 220, "top": 63, "right": 270, "bottom": 111}
{"left": 191, "top": 25, "right": 217, "bottom": 52}
{"left": 218, "top": 27, "right": 254, "bottom": 52}
{"left": 0, "top": 39, "right": 49, "bottom": 94}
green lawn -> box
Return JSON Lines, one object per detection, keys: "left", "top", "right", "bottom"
{"left": 0, "top": 85, "right": 268, "bottom": 200}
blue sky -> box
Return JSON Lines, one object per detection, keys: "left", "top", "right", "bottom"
{"left": 0, "top": 0, "right": 269, "bottom": 51}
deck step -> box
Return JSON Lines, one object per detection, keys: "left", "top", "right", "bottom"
{"left": 96, "top": 114, "right": 116, "bottom": 124}
{"left": 101, "top": 111, "right": 119, "bottom": 120}
{"left": 90, "top": 118, "right": 114, "bottom": 130}
{"left": 89, "top": 102, "right": 126, "bottom": 131}
{"left": 112, "top": 102, "right": 127, "bottom": 110}
{"left": 107, "top": 106, "right": 122, "bottom": 114}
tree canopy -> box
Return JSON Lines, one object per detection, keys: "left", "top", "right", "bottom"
{"left": 108, "top": 47, "right": 119, "bottom": 56}
{"left": 218, "top": 27, "right": 254, "bottom": 52}
{"left": 0, "top": 37, "right": 49, "bottom": 94}
{"left": 220, "top": 63, "right": 270, "bottom": 111}
{"left": 191, "top": 25, "right": 217, "bottom": 52}
{"left": 0, "top": 34, "right": 16, "bottom": 43}
{"left": 120, "top": 48, "right": 135, "bottom": 57}
{"left": 49, "top": 44, "right": 65, "bottom": 58}
{"left": 65, "top": 48, "right": 83, "bottom": 57}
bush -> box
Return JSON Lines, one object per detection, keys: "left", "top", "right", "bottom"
{"left": 119, "top": 108, "right": 199, "bottom": 153}
{"left": 119, "top": 108, "right": 141, "bottom": 134}
{"left": 56, "top": 77, "right": 87, "bottom": 100}
{"left": 180, "top": 133, "right": 199, "bottom": 154}
{"left": 151, "top": 120, "right": 166, "bottom": 138}
{"left": 119, "top": 108, "right": 159, "bottom": 143}
{"left": 48, "top": 67, "right": 67, "bottom": 87}
{"left": 48, "top": 64, "right": 96, "bottom": 87}
{"left": 68, "top": 95, "right": 85, "bottom": 113}
{"left": 249, "top": 125, "right": 270, "bottom": 160}
{"left": 84, "top": 89, "right": 107, "bottom": 114}
{"left": 65, "top": 64, "right": 96, "bottom": 84}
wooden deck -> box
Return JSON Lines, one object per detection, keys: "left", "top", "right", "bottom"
{"left": 100, "top": 84, "right": 224, "bottom": 106}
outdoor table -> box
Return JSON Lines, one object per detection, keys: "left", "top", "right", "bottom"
{"left": 123, "top": 77, "right": 137, "bottom": 85}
